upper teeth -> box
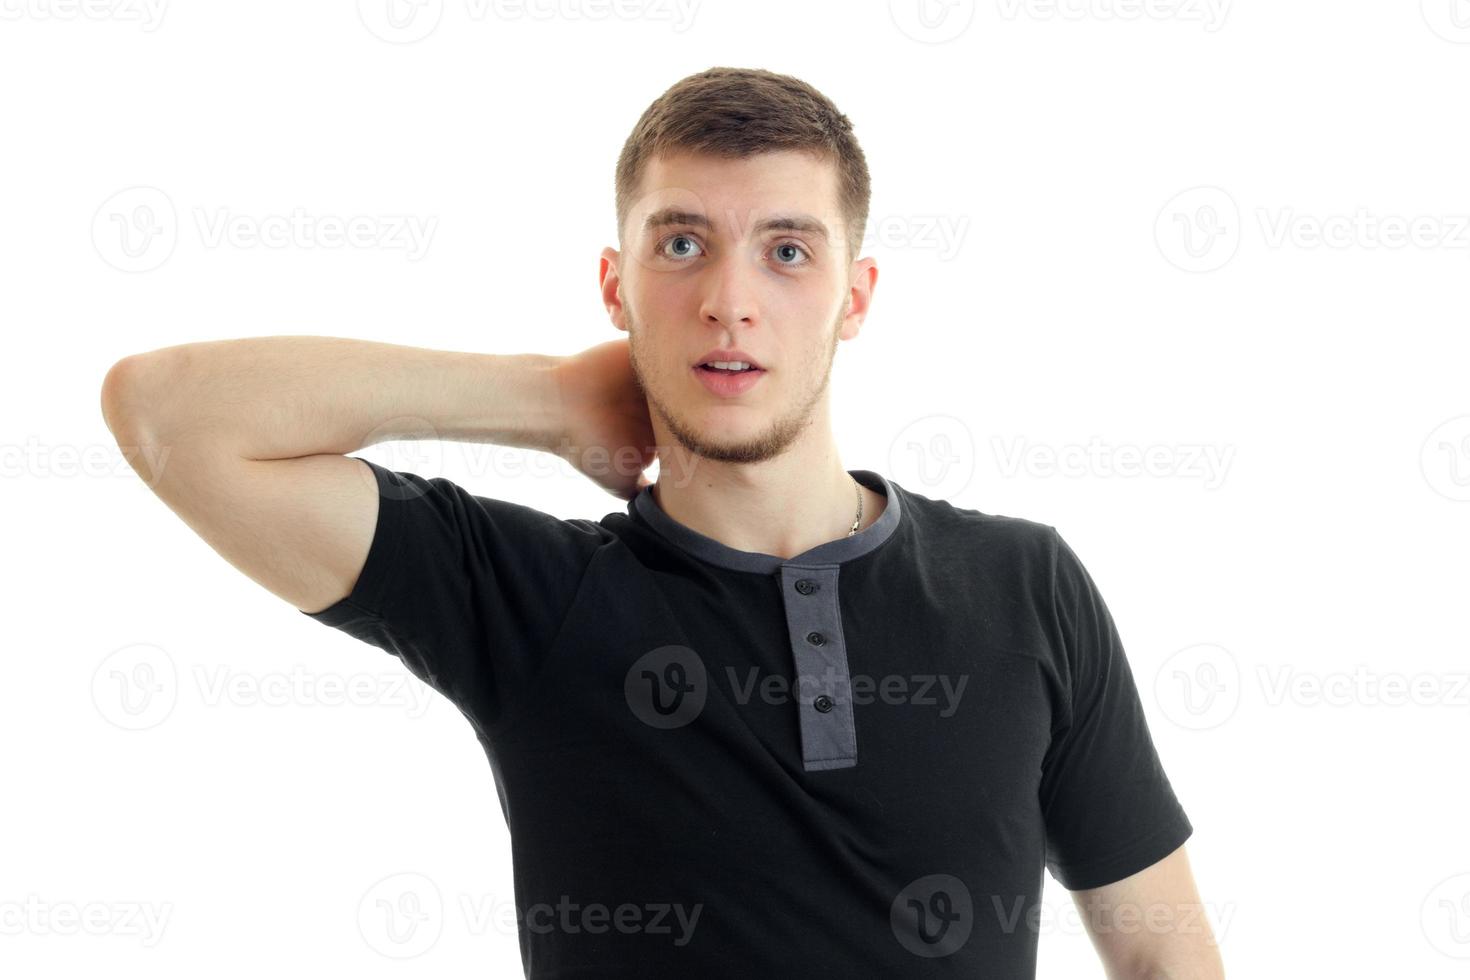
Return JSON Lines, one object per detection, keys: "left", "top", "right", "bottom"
{"left": 706, "top": 360, "right": 752, "bottom": 370}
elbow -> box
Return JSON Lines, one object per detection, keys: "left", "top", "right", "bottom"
{"left": 100, "top": 355, "right": 140, "bottom": 436}
{"left": 101, "top": 351, "right": 173, "bottom": 441}
{"left": 102, "top": 351, "right": 190, "bottom": 488}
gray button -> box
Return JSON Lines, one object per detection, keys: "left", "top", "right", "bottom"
{"left": 814, "top": 695, "right": 834, "bottom": 713}
{"left": 805, "top": 631, "right": 825, "bottom": 646}
{"left": 795, "top": 579, "right": 818, "bottom": 595}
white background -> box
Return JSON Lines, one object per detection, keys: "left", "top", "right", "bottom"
{"left": 4, "top": 0, "right": 1469, "bottom": 976}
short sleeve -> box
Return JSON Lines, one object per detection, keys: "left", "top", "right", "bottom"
{"left": 1039, "top": 528, "right": 1193, "bottom": 891}
{"left": 300, "top": 457, "right": 605, "bottom": 736}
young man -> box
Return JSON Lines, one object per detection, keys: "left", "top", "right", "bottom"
{"left": 101, "top": 67, "right": 1223, "bottom": 978}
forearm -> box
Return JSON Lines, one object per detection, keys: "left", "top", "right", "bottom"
{"left": 102, "top": 335, "right": 565, "bottom": 463}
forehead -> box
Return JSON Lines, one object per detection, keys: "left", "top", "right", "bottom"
{"left": 631, "top": 149, "right": 842, "bottom": 241}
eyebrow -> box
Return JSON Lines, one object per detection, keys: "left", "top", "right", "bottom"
{"left": 642, "top": 208, "right": 832, "bottom": 245}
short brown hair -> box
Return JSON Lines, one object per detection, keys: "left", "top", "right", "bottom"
{"left": 614, "top": 67, "right": 871, "bottom": 265}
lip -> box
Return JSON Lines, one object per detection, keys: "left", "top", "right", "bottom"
{"left": 694, "top": 348, "right": 763, "bottom": 370}
{"left": 693, "top": 362, "right": 766, "bottom": 398}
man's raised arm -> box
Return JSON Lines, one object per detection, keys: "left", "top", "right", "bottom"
{"left": 98, "top": 336, "right": 566, "bottom": 614}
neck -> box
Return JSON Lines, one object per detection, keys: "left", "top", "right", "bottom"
{"left": 650, "top": 437, "right": 883, "bottom": 561}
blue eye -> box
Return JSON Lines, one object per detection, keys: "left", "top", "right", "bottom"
{"left": 655, "top": 234, "right": 812, "bottom": 268}
{"left": 772, "top": 242, "right": 810, "bottom": 266}
{"left": 658, "top": 234, "right": 703, "bottom": 260}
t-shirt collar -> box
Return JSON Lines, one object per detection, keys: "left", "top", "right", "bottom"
{"left": 629, "top": 470, "right": 903, "bottom": 573}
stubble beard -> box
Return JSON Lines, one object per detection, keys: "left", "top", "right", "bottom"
{"left": 625, "top": 301, "right": 845, "bottom": 467}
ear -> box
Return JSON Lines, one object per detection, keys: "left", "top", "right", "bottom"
{"left": 839, "top": 257, "right": 878, "bottom": 341}
{"left": 599, "top": 246, "right": 628, "bottom": 333}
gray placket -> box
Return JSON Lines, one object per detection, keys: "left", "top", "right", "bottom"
{"left": 631, "top": 470, "right": 903, "bottom": 773}
{"left": 778, "top": 563, "right": 856, "bottom": 770}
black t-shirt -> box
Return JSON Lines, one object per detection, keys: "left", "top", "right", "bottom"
{"left": 303, "top": 457, "right": 1193, "bottom": 978}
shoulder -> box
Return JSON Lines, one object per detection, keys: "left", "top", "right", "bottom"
{"left": 888, "top": 477, "right": 1060, "bottom": 579}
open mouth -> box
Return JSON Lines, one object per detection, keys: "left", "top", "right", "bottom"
{"left": 693, "top": 361, "right": 767, "bottom": 396}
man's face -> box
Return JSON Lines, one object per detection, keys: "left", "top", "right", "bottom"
{"left": 602, "top": 149, "right": 873, "bottom": 466}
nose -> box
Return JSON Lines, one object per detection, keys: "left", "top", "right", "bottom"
{"left": 698, "top": 252, "right": 759, "bottom": 330}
